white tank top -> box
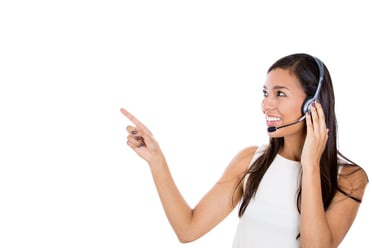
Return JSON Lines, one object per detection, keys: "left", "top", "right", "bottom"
{"left": 232, "top": 145, "right": 301, "bottom": 247}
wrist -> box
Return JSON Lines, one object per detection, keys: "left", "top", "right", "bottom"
{"left": 302, "top": 163, "right": 320, "bottom": 174}
{"left": 148, "top": 154, "right": 167, "bottom": 169}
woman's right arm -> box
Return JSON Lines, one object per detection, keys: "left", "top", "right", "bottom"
{"left": 121, "top": 108, "right": 257, "bottom": 243}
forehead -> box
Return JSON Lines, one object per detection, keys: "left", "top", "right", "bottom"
{"left": 264, "top": 68, "right": 304, "bottom": 92}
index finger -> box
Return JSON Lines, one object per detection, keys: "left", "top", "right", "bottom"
{"left": 120, "top": 108, "right": 151, "bottom": 134}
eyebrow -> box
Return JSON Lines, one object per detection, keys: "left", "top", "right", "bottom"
{"left": 263, "top": 85, "right": 290, "bottom": 90}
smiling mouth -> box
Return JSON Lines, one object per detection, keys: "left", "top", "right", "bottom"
{"left": 265, "top": 116, "right": 282, "bottom": 126}
{"left": 266, "top": 116, "right": 281, "bottom": 122}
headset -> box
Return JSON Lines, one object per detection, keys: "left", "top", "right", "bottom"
{"left": 301, "top": 56, "right": 325, "bottom": 115}
{"left": 267, "top": 55, "right": 325, "bottom": 133}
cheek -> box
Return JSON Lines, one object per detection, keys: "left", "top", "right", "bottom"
{"left": 282, "top": 101, "right": 303, "bottom": 116}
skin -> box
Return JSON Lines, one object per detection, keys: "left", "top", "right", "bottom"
{"left": 263, "top": 68, "right": 308, "bottom": 160}
{"left": 121, "top": 68, "right": 367, "bottom": 246}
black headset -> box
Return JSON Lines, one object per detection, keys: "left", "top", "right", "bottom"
{"left": 301, "top": 56, "right": 325, "bottom": 115}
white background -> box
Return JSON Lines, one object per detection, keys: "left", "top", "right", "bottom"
{"left": 0, "top": 1, "right": 371, "bottom": 247}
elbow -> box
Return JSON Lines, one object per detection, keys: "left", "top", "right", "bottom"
{"left": 177, "top": 234, "right": 197, "bottom": 244}
{"left": 176, "top": 231, "right": 200, "bottom": 244}
{"left": 178, "top": 237, "right": 193, "bottom": 244}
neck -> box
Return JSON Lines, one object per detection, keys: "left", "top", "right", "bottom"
{"left": 280, "top": 132, "right": 306, "bottom": 161}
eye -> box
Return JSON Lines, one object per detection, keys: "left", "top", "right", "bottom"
{"left": 263, "top": 89, "right": 268, "bottom": 97}
{"left": 277, "top": 91, "right": 286, "bottom": 97}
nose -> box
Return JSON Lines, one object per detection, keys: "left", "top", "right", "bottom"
{"left": 262, "top": 95, "right": 277, "bottom": 113}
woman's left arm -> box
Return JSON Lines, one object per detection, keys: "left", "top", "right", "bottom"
{"left": 300, "top": 101, "right": 368, "bottom": 248}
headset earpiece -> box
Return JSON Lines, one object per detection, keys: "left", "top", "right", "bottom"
{"left": 301, "top": 56, "right": 325, "bottom": 116}
{"left": 302, "top": 97, "right": 314, "bottom": 115}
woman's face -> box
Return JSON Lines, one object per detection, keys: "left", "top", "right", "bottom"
{"left": 262, "top": 68, "right": 307, "bottom": 137}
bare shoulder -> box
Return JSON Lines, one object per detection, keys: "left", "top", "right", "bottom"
{"left": 338, "top": 164, "right": 369, "bottom": 201}
{"left": 219, "top": 146, "right": 259, "bottom": 182}
{"left": 232, "top": 146, "right": 259, "bottom": 164}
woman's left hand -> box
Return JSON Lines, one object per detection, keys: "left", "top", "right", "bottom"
{"left": 301, "top": 101, "right": 329, "bottom": 168}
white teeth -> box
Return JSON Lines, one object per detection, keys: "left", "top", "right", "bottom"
{"left": 266, "top": 116, "right": 281, "bottom": 122}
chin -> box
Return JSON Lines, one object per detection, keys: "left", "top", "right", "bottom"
{"left": 268, "top": 132, "right": 284, "bottom": 138}
{"left": 267, "top": 126, "right": 305, "bottom": 138}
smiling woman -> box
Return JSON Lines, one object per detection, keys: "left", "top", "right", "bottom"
{"left": 121, "top": 53, "right": 369, "bottom": 248}
{"left": 1, "top": 1, "right": 371, "bottom": 247}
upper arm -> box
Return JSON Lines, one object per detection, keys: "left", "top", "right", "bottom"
{"left": 326, "top": 166, "right": 369, "bottom": 246}
{"left": 186, "top": 146, "right": 258, "bottom": 241}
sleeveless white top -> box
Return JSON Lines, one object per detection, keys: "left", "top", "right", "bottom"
{"left": 232, "top": 145, "right": 302, "bottom": 248}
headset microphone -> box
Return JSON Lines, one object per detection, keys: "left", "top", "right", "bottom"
{"left": 267, "top": 115, "right": 306, "bottom": 133}
{"left": 267, "top": 55, "right": 325, "bottom": 133}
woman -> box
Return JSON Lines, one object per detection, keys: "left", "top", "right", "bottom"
{"left": 121, "top": 53, "right": 368, "bottom": 247}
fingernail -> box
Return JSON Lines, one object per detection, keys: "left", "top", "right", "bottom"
{"left": 138, "top": 143, "right": 145, "bottom": 147}
{"left": 131, "top": 130, "right": 137, "bottom": 135}
{"left": 135, "top": 136, "right": 141, "bottom": 141}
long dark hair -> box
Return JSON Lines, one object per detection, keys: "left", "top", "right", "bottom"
{"left": 238, "top": 53, "right": 364, "bottom": 217}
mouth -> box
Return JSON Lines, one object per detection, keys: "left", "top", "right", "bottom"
{"left": 265, "top": 115, "right": 282, "bottom": 126}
